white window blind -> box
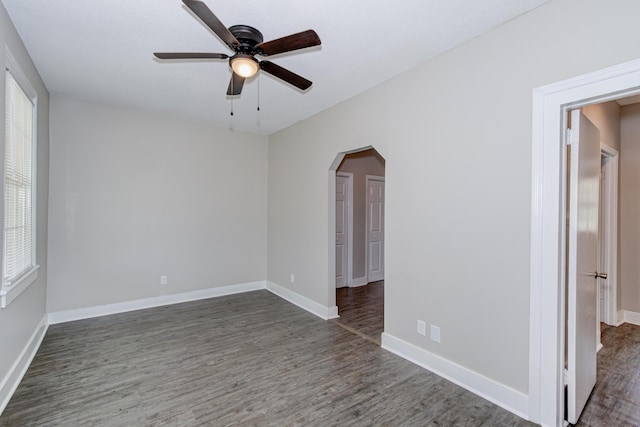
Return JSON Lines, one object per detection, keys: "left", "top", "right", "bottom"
{"left": 3, "top": 69, "right": 35, "bottom": 287}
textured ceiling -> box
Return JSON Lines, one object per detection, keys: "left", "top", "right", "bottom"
{"left": 1, "top": 0, "right": 549, "bottom": 135}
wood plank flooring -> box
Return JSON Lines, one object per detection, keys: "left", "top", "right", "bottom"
{"left": 333, "top": 281, "right": 384, "bottom": 345}
{"left": 0, "top": 290, "right": 533, "bottom": 426}
{"left": 575, "top": 322, "right": 640, "bottom": 426}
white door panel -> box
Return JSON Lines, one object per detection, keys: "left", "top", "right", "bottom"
{"left": 566, "top": 109, "right": 600, "bottom": 424}
{"left": 367, "top": 176, "right": 384, "bottom": 282}
{"left": 336, "top": 175, "right": 349, "bottom": 288}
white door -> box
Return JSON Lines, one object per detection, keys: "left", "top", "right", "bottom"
{"left": 566, "top": 109, "right": 601, "bottom": 424}
{"left": 336, "top": 175, "right": 349, "bottom": 288}
{"left": 366, "top": 176, "right": 384, "bottom": 282}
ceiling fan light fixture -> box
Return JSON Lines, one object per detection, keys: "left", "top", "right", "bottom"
{"left": 155, "top": 3, "right": 320, "bottom": 96}
{"left": 230, "top": 54, "right": 259, "bottom": 78}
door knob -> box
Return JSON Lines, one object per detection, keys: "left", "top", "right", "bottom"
{"left": 587, "top": 272, "right": 608, "bottom": 279}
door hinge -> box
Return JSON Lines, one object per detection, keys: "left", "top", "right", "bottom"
{"left": 566, "top": 128, "right": 577, "bottom": 146}
{"left": 563, "top": 368, "right": 574, "bottom": 386}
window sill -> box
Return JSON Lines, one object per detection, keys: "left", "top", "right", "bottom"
{"left": 1, "top": 265, "right": 39, "bottom": 309}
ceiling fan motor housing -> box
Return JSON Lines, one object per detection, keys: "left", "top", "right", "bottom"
{"left": 228, "top": 25, "right": 264, "bottom": 54}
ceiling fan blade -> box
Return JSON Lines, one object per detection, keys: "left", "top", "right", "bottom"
{"left": 256, "top": 30, "right": 321, "bottom": 56}
{"left": 182, "top": 0, "right": 239, "bottom": 48}
{"left": 154, "top": 52, "right": 229, "bottom": 59}
{"left": 260, "top": 61, "right": 312, "bottom": 91}
{"left": 227, "top": 72, "right": 245, "bottom": 96}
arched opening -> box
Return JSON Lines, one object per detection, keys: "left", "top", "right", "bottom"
{"left": 328, "top": 146, "right": 385, "bottom": 344}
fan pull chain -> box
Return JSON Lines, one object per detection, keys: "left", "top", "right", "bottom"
{"left": 229, "top": 75, "right": 233, "bottom": 116}
{"left": 256, "top": 74, "right": 261, "bottom": 128}
{"left": 229, "top": 79, "right": 235, "bottom": 131}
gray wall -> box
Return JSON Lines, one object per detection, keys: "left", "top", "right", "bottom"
{"left": 47, "top": 96, "right": 267, "bottom": 312}
{"left": 0, "top": 0, "right": 49, "bottom": 407}
{"left": 267, "top": 0, "right": 640, "bottom": 394}
{"left": 620, "top": 104, "right": 640, "bottom": 313}
{"left": 337, "top": 149, "right": 385, "bottom": 282}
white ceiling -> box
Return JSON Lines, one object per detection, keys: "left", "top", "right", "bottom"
{"left": 1, "top": 0, "right": 549, "bottom": 135}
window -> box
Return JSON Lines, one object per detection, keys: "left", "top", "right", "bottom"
{"left": 1, "top": 59, "right": 38, "bottom": 309}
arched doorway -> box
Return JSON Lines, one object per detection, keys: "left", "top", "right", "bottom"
{"left": 329, "top": 147, "right": 385, "bottom": 344}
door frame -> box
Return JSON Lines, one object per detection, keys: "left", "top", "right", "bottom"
{"left": 529, "top": 58, "right": 640, "bottom": 426}
{"left": 365, "top": 175, "right": 385, "bottom": 283}
{"left": 599, "top": 144, "right": 619, "bottom": 327}
{"left": 336, "top": 172, "right": 354, "bottom": 287}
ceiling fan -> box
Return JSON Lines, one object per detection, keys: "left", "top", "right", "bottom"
{"left": 154, "top": 0, "right": 321, "bottom": 96}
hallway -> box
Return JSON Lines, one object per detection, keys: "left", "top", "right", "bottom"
{"left": 332, "top": 281, "right": 384, "bottom": 345}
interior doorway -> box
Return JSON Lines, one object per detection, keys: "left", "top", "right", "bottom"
{"left": 564, "top": 103, "right": 632, "bottom": 425}
{"left": 334, "top": 149, "right": 385, "bottom": 288}
{"left": 329, "top": 147, "right": 385, "bottom": 344}
{"left": 366, "top": 175, "right": 385, "bottom": 283}
{"left": 336, "top": 172, "right": 353, "bottom": 288}
{"left": 529, "top": 58, "right": 640, "bottom": 426}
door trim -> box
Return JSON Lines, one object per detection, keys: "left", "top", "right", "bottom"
{"left": 529, "top": 58, "right": 640, "bottom": 426}
{"left": 599, "top": 144, "right": 618, "bottom": 327}
{"left": 336, "top": 172, "right": 354, "bottom": 287}
{"left": 365, "top": 175, "right": 385, "bottom": 283}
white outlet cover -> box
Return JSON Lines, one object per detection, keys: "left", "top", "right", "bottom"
{"left": 430, "top": 325, "right": 441, "bottom": 343}
{"left": 417, "top": 320, "right": 426, "bottom": 336}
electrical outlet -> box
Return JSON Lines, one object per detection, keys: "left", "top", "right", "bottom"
{"left": 160, "top": 275, "right": 168, "bottom": 285}
{"left": 430, "top": 325, "right": 441, "bottom": 343}
{"left": 417, "top": 320, "right": 426, "bottom": 336}
{"left": 290, "top": 273, "right": 295, "bottom": 284}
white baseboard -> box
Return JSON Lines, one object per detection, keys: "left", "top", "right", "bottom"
{"left": 381, "top": 333, "right": 529, "bottom": 421}
{"left": 349, "top": 276, "right": 368, "bottom": 287}
{"left": 48, "top": 281, "right": 266, "bottom": 324}
{"left": 0, "top": 315, "right": 48, "bottom": 415}
{"left": 617, "top": 310, "right": 625, "bottom": 326}
{"left": 622, "top": 310, "right": 640, "bottom": 326}
{"left": 48, "top": 279, "right": 342, "bottom": 325}
{"left": 266, "top": 281, "right": 338, "bottom": 320}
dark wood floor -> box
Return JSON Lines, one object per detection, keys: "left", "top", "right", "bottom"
{"left": 333, "top": 281, "right": 384, "bottom": 345}
{"left": 0, "top": 290, "right": 533, "bottom": 426}
{"left": 574, "top": 322, "right": 640, "bottom": 426}
{"left": 332, "top": 282, "right": 640, "bottom": 426}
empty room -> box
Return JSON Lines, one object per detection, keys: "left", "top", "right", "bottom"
{"left": 1, "top": 0, "right": 640, "bottom": 426}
